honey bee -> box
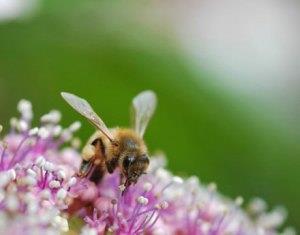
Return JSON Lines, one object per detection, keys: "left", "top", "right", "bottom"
{"left": 61, "top": 91, "right": 157, "bottom": 190}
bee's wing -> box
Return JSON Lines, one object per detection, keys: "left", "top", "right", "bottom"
{"left": 131, "top": 90, "right": 157, "bottom": 137}
{"left": 61, "top": 92, "right": 114, "bottom": 142}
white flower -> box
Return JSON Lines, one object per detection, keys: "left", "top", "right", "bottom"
{"left": 52, "top": 215, "right": 69, "bottom": 232}
{"left": 69, "top": 121, "right": 81, "bottom": 132}
{"left": 67, "top": 177, "right": 77, "bottom": 187}
{"left": 38, "top": 127, "right": 50, "bottom": 139}
{"left": 28, "top": 127, "right": 39, "bottom": 136}
{"left": 56, "top": 188, "right": 67, "bottom": 200}
{"left": 80, "top": 226, "right": 98, "bottom": 235}
{"left": 49, "top": 180, "right": 60, "bottom": 189}
{"left": 41, "top": 110, "right": 61, "bottom": 123}
{"left": 35, "top": 155, "right": 46, "bottom": 167}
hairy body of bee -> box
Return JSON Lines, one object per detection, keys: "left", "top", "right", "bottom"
{"left": 61, "top": 91, "right": 156, "bottom": 189}
{"left": 79, "top": 131, "right": 107, "bottom": 182}
{"left": 79, "top": 128, "right": 148, "bottom": 185}
{"left": 82, "top": 131, "right": 105, "bottom": 161}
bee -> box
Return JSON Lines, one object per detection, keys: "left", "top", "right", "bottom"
{"left": 61, "top": 90, "right": 157, "bottom": 189}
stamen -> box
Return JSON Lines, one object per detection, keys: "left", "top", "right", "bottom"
{"left": 51, "top": 216, "right": 69, "bottom": 232}
{"left": 133, "top": 214, "right": 149, "bottom": 233}
{"left": 208, "top": 182, "right": 217, "bottom": 192}
{"left": 44, "top": 161, "right": 55, "bottom": 172}
{"left": 38, "top": 127, "right": 50, "bottom": 139}
{"left": 69, "top": 121, "right": 81, "bottom": 132}
{"left": 41, "top": 110, "right": 61, "bottom": 123}
{"left": 71, "top": 138, "right": 81, "bottom": 149}
{"left": 172, "top": 176, "right": 184, "bottom": 184}
{"left": 17, "top": 120, "right": 28, "bottom": 132}
{"left": 57, "top": 188, "right": 67, "bottom": 200}
{"left": 60, "top": 130, "right": 72, "bottom": 142}
{"left": 35, "top": 156, "right": 46, "bottom": 168}
{"left": 118, "top": 184, "right": 126, "bottom": 192}
{"left": 41, "top": 171, "right": 49, "bottom": 189}
{"left": 235, "top": 196, "right": 244, "bottom": 206}
{"left": 67, "top": 177, "right": 77, "bottom": 187}
{"left": 7, "top": 169, "right": 16, "bottom": 181}
{"left": 158, "top": 201, "right": 168, "bottom": 209}
{"left": 53, "top": 125, "right": 62, "bottom": 137}
{"left": 137, "top": 196, "right": 148, "bottom": 205}
{"left": 8, "top": 135, "right": 29, "bottom": 169}
{"left": 26, "top": 168, "right": 37, "bottom": 177}
{"left": 41, "top": 189, "right": 51, "bottom": 199}
{"left": 9, "top": 117, "right": 18, "bottom": 129}
{"left": 17, "top": 100, "right": 32, "bottom": 117}
{"left": 22, "top": 175, "right": 37, "bottom": 186}
{"left": 128, "top": 196, "right": 148, "bottom": 232}
{"left": 209, "top": 207, "right": 228, "bottom": 234}
{"left": 57, "top": 170, "right": 66, "bottom": 180}
{"left": 49, "top": 180, "right": 61, "bottom": 189}
{"left": 143, "top": 182, "right": 152, "bottom": 192}
{"left": 129, "top": 208, "right": 156, "bottom": 219}
{"left": 247, "top": 197, "right": 267, "bottom": 215}
{"left": 0, "top": 142, "right": 8, "bottom": 170}
{"left": 28, "top": 127, "right": 39, "bottom": 136}
{"left": 144, "top": 211, "right": 160, "bottom": 231}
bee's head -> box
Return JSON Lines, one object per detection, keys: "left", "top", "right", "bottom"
{"left": 122, "top": 154, "right": 150, "bottom": 186}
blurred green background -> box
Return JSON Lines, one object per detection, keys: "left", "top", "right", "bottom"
{"left": 0, "top": 0, "right": 299, "bottom": 231}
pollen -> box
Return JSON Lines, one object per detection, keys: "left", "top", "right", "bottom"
{"left": 118, "top": 184, "right": 126, "bottom": 192}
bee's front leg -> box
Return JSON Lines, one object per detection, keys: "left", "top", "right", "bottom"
{"left": 80, "top": 137, "right": 107, "bottom": 184}
{"left": 89, "top": 159, "right": 106, "bottom": 184}
{"left": 78, "top": 143, "right": 96, "bottom": 177}
{"left": 105, "top": 157, "right": 118, "bottom": 174}
{"left": 77, "top": 158, "right": 95, "bottom": 178}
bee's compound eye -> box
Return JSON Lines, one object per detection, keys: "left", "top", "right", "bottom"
{"left": 123, "top": 156, "right": 134, "bottom": 169}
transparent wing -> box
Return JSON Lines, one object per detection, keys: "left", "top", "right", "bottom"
{"left": 131, "top": 90, "right": 157, "bottom": 137}
{"left": 61, "top": 92, "right": 114, "bottom": 142}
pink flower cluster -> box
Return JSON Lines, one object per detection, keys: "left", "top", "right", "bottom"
{"left": 0, "top": 100, "right": 295, "bottom": 235}
{"left": 72, "top": 157, "right": 294, "bottom": 235}
{"left": 0, "top": 99, "right": 81, "bottom": 234}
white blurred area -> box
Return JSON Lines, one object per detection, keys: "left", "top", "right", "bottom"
{"left": 0, "top": 0, "right": 38, "bottom": 22}
{"left": 150, "top": 0, "right": 300, "bottom": 102}
{"left": 140, "top": 0, "right": 300, "bottom": 130}
{"left": 179, "top": 0, "right": 299, "bottom": 93}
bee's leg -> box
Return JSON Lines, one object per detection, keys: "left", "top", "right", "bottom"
{"left": 80, "top": 141, "right": 97, "bottom": 177}
{"left": 119, "top": 172, "right": 125, "bottom": 184}
{"left": 89, "top": 163, "right": 106, "bottom": 184}
{"left": 118, "top": 173, "right": 131, "bottom": 196}
{"left": 77, "top": 159, "right": 95, "bottom": 177}
{"left": 86, "top": 138, "right": 106, "bottom": 184}
{"left": 106, "top": 157, "right": 118, "bottom": 174}
{"left": 80, "top": 160, "right": 90, "bottom": 173}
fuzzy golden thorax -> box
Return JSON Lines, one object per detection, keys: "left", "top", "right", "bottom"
{"left": 108, "top": 128, "right": 147, "bottom": 157}
{"left": 108, "top": 128, "right": 149, "bottom": 182}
